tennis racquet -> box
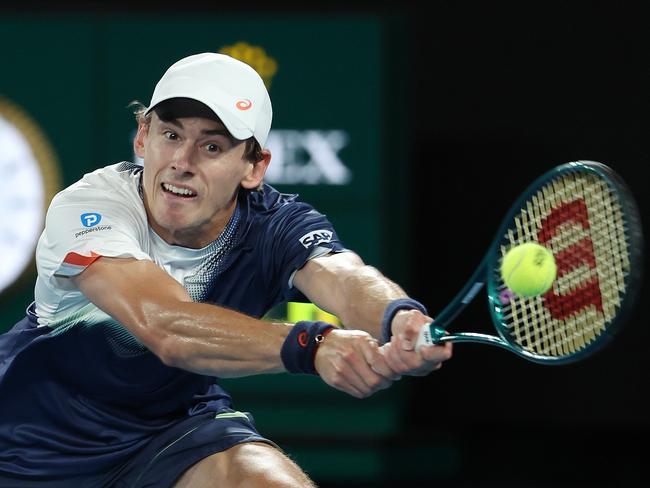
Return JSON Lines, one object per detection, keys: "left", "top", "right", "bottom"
{"left": 415, "top": 160, "right": 644, "bottom": 364}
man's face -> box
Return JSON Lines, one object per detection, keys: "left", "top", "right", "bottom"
{"left": 135, "top": 112, "right": 263, "bottom": 248}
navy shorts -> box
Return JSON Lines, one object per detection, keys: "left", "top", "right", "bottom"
{"left": 0, "top": 409, "right": 275, "bottom": 488}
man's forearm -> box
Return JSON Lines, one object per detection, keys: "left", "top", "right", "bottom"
{"left": 293, "top": 253, "right": 412, "bottom": 340}
{"left": 328, "top": 265, "right": 408, "bottom": 339}
{"left": 138, "top": 301, "right": 292, "bottom": 378}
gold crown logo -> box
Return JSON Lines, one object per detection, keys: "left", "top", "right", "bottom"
{"left": 219, "top": 42, "right": 278, "bottom": 89}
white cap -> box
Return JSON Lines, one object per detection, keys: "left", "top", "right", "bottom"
{"left": 145, "top": 52, "right": 273, "bottom": 147}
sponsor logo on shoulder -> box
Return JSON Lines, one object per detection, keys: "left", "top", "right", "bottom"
{"left": 76, "top": 212, "right": 112, "bottom": 238}
{"left": 299, "top": 230, "right": 333, "bottom": 248}
{"left": 81, "top": 212, "right": 102, "bottom": 227}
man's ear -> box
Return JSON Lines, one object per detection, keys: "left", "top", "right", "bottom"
{"left": 241, "top": 149, "right": 272, "bottom": 190}
{"left": 134, "top": 122, "right": 149, "bottom": 158}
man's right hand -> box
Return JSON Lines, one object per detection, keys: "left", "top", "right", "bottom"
{"left": 314, "top": 329, "right": 400, "bottom": 399}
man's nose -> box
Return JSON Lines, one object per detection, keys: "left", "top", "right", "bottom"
{"left": 170, "top": 143, "right": 196, "bottom": 172}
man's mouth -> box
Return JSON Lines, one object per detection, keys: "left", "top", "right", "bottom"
{"left": 161, "top": 182, "right": 197, "bottom": 198}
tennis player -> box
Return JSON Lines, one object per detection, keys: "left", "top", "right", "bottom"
{"left": 0, "top": 53, "right": 452, "bottom": 487}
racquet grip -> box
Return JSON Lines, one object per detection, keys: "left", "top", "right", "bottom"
{"left": 415, "top": 324, "right": 434, "bottom": 350}
{"left": 415, "top": 323, "right": 446, "bottom": 350}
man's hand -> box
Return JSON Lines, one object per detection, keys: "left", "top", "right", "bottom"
{"left": 379, "top": 309, "right": 453, "bottom": 376}
{"left": 314, "top": 329, "right": 400, "bottom": 399}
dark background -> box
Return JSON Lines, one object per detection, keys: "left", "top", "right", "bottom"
{"left": 406, "top": 2, "right": 650, "bottom": 488}
{"left": 2, "top": 1, "right": 649, "bottom": 487}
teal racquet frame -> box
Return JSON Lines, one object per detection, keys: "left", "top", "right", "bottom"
{"left": 416, "top": 161, "right": 644, "bottom": 364}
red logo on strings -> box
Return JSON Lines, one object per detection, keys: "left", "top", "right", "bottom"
{"left": 538, "top": 199, "right": 604, "bottom": 319}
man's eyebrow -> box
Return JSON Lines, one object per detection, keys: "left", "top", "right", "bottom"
{"left": 164, "top": 119, "right": 234, "bottom": 139}
{"left": 200, "top": 128, "right": 231, "bottom": 137}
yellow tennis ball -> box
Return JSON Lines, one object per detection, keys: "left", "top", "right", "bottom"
{"left": 500, "top": 243, "right": 557, "bottom": 297}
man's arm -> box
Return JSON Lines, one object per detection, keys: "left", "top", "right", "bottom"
{"left": 71, "top": 255, "right": 394, "bottom": 397}
{"left": 292, "top": 251, "right": 404, "bottom": 339}
{"left": 292, "top": 251, "right": 453, "bottom": 376}
{"left": 71, "top": 256, "right": 290, "bottom": 378}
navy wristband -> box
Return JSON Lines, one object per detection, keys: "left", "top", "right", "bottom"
{"left": 381, "top": 298, "right": 428, "bottom": 344}
{"left": 281, "top": 321, "right": 335, "bottom": 375}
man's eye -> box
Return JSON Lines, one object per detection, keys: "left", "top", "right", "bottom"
{"left": 163, "top": 131, "right": 178, "bottom": 140}
{"left": 206, "top": 143, "right": 220, "bottom": 153}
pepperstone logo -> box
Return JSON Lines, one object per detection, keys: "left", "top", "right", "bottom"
{"left": 75, "top": 225, "right": 112, "bottom": 239}
{"left": 81, "top": 212, "right": 102, "bottom": 227}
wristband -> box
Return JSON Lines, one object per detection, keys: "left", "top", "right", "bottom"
{"left": 381, "top": 298, "right": 428, "bottom": 344}
{"left": 281, "top": 321, "right": 335, "bottom": 375}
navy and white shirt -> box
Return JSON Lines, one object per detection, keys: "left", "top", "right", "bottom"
{"left": 0, "top": 162, "right": 347, "bottom": 478}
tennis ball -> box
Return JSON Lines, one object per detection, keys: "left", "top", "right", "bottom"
{"left": 500, "top": 242, "right": 557, "bottom": 297}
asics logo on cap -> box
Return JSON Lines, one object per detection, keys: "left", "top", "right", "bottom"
{"left": 236, "top": 99, "right": 252, "bottom": 111}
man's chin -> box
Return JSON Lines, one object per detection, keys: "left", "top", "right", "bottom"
{"left": 151, "top": 214, "right": 192, "bottom": 236}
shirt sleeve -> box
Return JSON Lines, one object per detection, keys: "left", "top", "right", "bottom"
{"left": 260, "top": 200, "right": 348, "bottom": 302}
{"left": 37, "top": 185, "right": 152, "bottom": 281}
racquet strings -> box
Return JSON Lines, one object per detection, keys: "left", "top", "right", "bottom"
{"left": 494, "top": 170, "right": 631, "bottom": 358}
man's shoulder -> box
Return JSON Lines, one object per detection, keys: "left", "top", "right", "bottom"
{"left": 241, "top": 184, "right": 332, "bottom": 241}
{"left": 52, "top": 162, "right": 143, "bottom": 207}
{"left": 246, "top": 183, "right": 313, "bottom": 214}
{"left": 78, "top": 161, "right": 143, "bottom": 189}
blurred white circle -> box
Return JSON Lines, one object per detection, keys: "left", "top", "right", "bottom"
{"left": 0, "top": 99, "right": 60, "bottom": 295}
